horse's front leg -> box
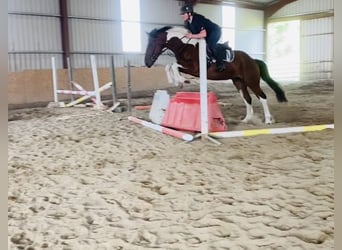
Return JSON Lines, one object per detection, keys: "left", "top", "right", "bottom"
{"left": 234, "top": 80, "right": 254, "bottom": 123}
{"left": 164, "top": 64, "right": 174, "bottom": 84}
{"left": 170, "top": 63, "right": 187, "bottom": 87}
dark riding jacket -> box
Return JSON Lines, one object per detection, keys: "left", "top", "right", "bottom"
{"left": 185, "top": 13, "right": 222, "bottom": 52}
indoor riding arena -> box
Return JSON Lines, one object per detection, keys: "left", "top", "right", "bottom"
{"left": 8, "top": 0, "right": 334, "bottom": 249}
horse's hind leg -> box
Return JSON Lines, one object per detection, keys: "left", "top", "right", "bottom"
{"left": 259, "top": 97, "right": 274, "bottom": 124}
{"left": 233, "top": 79, "right": 254, "bottom": 123}
{"left": 249, "top": 84, "right": 274, "bottom": 124}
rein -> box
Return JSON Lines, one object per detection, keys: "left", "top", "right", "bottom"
{"left": 161, "top": 35, "right": 191, "bottom": 57}
{"left": 179, "top": 35, "right": 192, "bottom": 54}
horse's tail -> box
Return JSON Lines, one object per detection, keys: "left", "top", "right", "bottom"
{"left": 254, "top": 59, "right": 288, "bottom": 102}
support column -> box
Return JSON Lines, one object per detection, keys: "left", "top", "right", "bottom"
{"left": 60, "top": 0, "right": 70, "bottom": 68}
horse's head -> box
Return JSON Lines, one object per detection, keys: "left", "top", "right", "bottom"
{"left": 144, "top": 26, "right": 172, "bottom": 68}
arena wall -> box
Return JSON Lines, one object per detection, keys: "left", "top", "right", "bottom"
{"left": 8, "top": 66, "right": 171, "bottom": 109}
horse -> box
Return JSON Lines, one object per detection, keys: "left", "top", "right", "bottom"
{"left": 144, "top": 26, "right": 288, "bottom": 124}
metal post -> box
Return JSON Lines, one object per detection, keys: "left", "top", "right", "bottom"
{"left": 67, "top": 57, "right": 74, "bottom": 102}
{"left": 127, "top": 60, "right": 132, "bottom": 114}
{"left": 110, "top": 55, "right": 117, "bottom": 105}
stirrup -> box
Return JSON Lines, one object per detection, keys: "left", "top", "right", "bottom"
{"left": 206, "top": 57, "right": 214, "bottom": 68}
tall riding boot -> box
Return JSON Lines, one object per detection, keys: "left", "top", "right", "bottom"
{"left": 206, "top": 46, "right": 214, "bottom": 68}
{"left": 216, "top": 59, "right": 226, "bottom": 72}
{"left": 213, "top": 47, "right": 226, "bottom": 72}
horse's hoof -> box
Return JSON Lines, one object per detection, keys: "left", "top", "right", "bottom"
{"left": 241, "top": 115, "right": 254, "bottom": 123}
{"left": 265, "top": 117, "right": 275, "bottom": 124}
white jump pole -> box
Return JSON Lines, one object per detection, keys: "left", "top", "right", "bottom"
{"left": 56, "top": 89, "right": 95, "bottom": 95}
{"left": 199, "top": 39, "right": 208, "bottom": 138}
{"left": 90, "top": 55, "right": 102, "bottom": 109}
{"left": 51, "top": 57, "right": 58, "bottom": 103}
{"left": 197, "top": 39, "right": 221, "bottom": 145}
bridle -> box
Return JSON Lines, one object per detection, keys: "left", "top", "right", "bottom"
{"left": 154, "top": 34, "right": 191, "bottom": 59}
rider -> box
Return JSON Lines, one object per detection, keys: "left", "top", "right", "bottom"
{"left": 180, "top": 4, "right": 227, "bottom": 72}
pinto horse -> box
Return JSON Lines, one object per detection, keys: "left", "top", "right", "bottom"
{"left": 144, "top": 26, "right": 288, "bottom": 124}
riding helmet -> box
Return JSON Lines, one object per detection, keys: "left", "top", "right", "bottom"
{"left": 180, "top": 4, "right": 193, "bottom": 14}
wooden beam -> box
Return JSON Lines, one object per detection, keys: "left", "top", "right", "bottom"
{"left": 59, "top": 0, "right": 70, "bottom": 68}
{"left": 176, "top": 0, "right": 265, "bottom": 10}
{"left": 265, "top": 0, "right": 298, "bottom": 18}
{"left": 267, "top": 11, "right": 334, "bottom": 23}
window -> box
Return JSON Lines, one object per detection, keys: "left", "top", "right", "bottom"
{"left": 221, "top": 6, "right": 235, "bottom": 48}
{"left": 267, "top": 20, "right": 300, "bottom": 82}
{"left": 120, "top": 0, "right": 141, "bottom": 52}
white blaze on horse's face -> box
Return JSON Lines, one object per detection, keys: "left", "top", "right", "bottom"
{"left": 166, "top": 27, "right": 198, "bottom": 46}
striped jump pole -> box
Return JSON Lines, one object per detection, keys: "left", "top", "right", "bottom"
{"left": 56, "top": 89, "right": 95, "bottom": 95}
{"left": 65, "top": 82, "right": 112, "bottom": 107}
{"left": 128, "top": 116, "right": 194, "bottom": 142}
{"left": 209, "top": 124, "right": 334, "bottom": 138}
{"left": 72, "top": 81, "right": 98, "bottom": 104}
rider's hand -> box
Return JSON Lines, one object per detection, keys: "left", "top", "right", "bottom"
{"left": 185, "top": 33, "right": 193, "bottom": 39}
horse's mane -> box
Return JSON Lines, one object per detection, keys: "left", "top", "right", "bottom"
{"left": 148, "top": 26, "right": 198, "bottom": 45}
{"left": 167, "top": 26, "right": 188, "bottom": 35}
{"left": 148, "top": 26, "right": 188, "bottom": 37}
{"left": 148, "top": 26, "right": 173, "bottom": 38}
{"left": 166, "top": 26, "right": 199, "bottom": 44}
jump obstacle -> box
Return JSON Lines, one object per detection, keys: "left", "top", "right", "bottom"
{"left": 51, "top": 55, "right": 116, "bottom": 109}
{"left": 127, "top": 39, "right": 218, "bottom": 143}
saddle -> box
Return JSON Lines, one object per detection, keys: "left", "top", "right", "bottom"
{"left": 206, "top": 42, "right": 234, "bottom": 71}
{"left": 215, "top": 42, "right": 234, "bottom": 63}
